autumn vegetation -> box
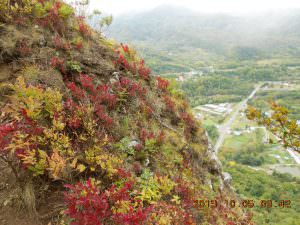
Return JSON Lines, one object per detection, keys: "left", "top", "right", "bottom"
{"left": 0, "top": 1, "right": 254, "bottom": 224}
{"left": 247, "top": 103, "right": 300, "bottom": 152}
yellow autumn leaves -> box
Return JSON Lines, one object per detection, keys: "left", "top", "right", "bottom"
{"left": 4, "top": 77, "right": 122, "bottom": 180}
{"left": 247, "top": 103, "right": 300, "bottom": 151}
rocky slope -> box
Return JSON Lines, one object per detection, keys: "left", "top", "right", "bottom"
{"left": 0, "top": 1, "right": 251, "bottom": 224}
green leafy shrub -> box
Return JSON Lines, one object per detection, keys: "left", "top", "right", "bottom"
{"left": 0, "top": 77, "right": 122, "bottom": 179}
{"left": 67, "top": 60, "right": 82, "bottom": 73}
{"left": 136, "top": 169, "right": 176, "bottom": 204}
{"left": 34, "top": 0, "right": 74, "bottom": 34}
{"left": 0, "top": 0, "right": 34, "bottom": 23}
{"left": 114, "top": 137, "right": 136, "bottom": 156}
{"left": 58, "top": 3, "right": 73, "bottom": 19}
{"left": 136, "top": 169, "right": 162, "bottom": 203}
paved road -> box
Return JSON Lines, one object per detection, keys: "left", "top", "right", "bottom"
{"left": 248, "top": 164, "right": 300, "bottom": 177}
{"left": 213, "top": 83, "right": 300, "bottom": 165}
{"left": 287, "top": 149, "right": 300, "bottom": 164}
{"left": 273, "top": 135, "right": 300, "bottom": 165}
{"left": 214, "top": 84, "right": 263, "bottom": 153}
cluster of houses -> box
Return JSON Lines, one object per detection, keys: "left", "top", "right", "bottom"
{"left": 194, "top": 103, "right": 233, "bottom": 116}
{"left": 176, "top": 66, "right": 215, "bottom": 82}
{"left": 262, "top": 81, "right": 293, "bottom": 90}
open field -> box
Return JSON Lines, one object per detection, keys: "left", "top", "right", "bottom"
{"left": 193, "top": 81, "right": 300, "bottom": 178}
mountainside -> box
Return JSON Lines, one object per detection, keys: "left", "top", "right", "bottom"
{"left": 0, "top": 1, "right": 252, "bottom": 224}
{"left": 108, "top": 6, "right": 300, "bottom": 72}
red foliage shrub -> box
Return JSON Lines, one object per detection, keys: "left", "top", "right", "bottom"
{"left": 91, "top": 102, "right": 113, "bottom": 127}
{"left": 120, "top": 77, "right": 131, "bottom": 87}
{"left": 0, "top": 123, "right": 16, "bottom": 152}
{"left": 64, "top": 178, "right": 111, "bottom": 225}
{"left": 51, "top": 56, "right": 66, "bottom": 74}
{"left": 174, "top": 179, "right": 195, "bottom": 208}
{"left": 99, "top": 84, "right": 112, "bottom": 95}
{"left": 180, "top": 112, "right": 197, "bottom": 138}
{"left": 95, "top": 83, "right": 118, "bottom": 109}
{"left": 36, "top": 0, "right": 66, "bottom": 34}
{"left": 80, "top": 73, "right": 96, "bottom": 94}
{"left": 50, "top": 1, "right": 62, "bottom": 20}
{"left": 116, "top": 54, "right": 130, "bottom": 70}
{"left": 102, "top": 93, "right": 118, "bottom": 109}
{"left": 78, "top": 19, "right": 90, "bottom": 37}
{"left": 109, "top": 181, "right": 153, "bottom": 225}
{"left": 164, "top": 95, "right": 176, "bottom": 113}
{"left": 76, "top": 40, "right": 84, "bottom": 50}
{"left": 139, "top": 100, "right": 154, "bottom": 117}
{"left": 139, "top": 128, "right": 155, "bottom": 143}
{"left": 114, "top": 45, "right": 152, "bottom": 81}
{"left": 66, "top": 74, "right": 119, "bottom": 128}
{"left": 64, "top": 98, "right": 78, "bottom": 110}
{"left": 115, "top": 45, "right": 133, "bottom": 71}
{"left": 132, "top": 162, "right": 143, "bottom": 175}
{"left": 117, "top": 168, "right": 132, "bottom": 179}
{"left": 64, "top": 178, "right": 152, "bottom": 225}
{"left": 138, "top": 60, "right": 151, "bottom": 81}
{"left": 19, "top": 109, "right": 45, "bottom": 135}
{"left": 121, "top": 44, "right": 129, "bottom": 53}
{"left": 156, "top": 77, "right": 170, "bottom": 91}
{"left": 67, "top": 82, "right": 86, "bottom": 100}
{"left": 64, "top": 98, "right": 83, "bottom": 129}
{"left": 181, "top": 113, "right": 196, "bottom": 128}
{"left": 69, "top": 74, "right": 117, "bottom": 109}
{"left": 129, "top": 82, "right": 143, "bottom": 97}
{"left": 134, "top": 144, "right": 143, "bottom": 152}
{"left": 139, "top": 129, "right": 165, "bottom": 146}
{"left": 67, "top": 117, "right": 82, "bottom": 129}
{"left": 113, "top": 206, "right": 151, "bottom": 225}
{"left": 0, "top": 110, "right": 44, "bottom": 166}
{"left": 118, "top": 77, "right": 147, "bottom": 100}
{"left": 129, "top": 62, "right": 138, "bottom": 75}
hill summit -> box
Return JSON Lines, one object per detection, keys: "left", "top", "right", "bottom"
{"left": 0, "top": 1, "right": 251, "bottom": 224}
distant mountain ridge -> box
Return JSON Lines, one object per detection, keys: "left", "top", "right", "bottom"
{"left": 108, "top": 5, "right": 300, "bottom": 72}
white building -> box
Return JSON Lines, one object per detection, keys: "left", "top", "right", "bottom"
{"left": 233, "top": 131, "right": 242, "bottom": 136}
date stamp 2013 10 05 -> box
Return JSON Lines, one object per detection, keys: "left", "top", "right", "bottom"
{"left": 193, "top": 199, "right": 292, "bottom": 209}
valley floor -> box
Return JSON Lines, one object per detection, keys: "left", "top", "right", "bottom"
{"left": 193, "top": 80, "right": 300, "bottom": 225}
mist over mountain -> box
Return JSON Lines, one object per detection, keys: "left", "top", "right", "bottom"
{"left": 108, "top": 5, "right": 300, "bottom": 72}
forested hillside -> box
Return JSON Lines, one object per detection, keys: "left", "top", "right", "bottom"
{"left": 0, "top": 1, "right": 254, "bottom": 224}
{"left": 109, "top": 6, "right": 300, "bottom": 73}
{"left": 108, "top": 5, "right": 300, "bottom": 225}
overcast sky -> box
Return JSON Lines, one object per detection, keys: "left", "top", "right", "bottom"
{"left": 84, "top": 0, "right": 300, "bottom": 15}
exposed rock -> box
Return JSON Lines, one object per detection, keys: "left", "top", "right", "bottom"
{"left": 222, "top": 172, "right": 232, "bottom": 185}
{"left": 128, "top": 140, "right": 139, "bottom": 148}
